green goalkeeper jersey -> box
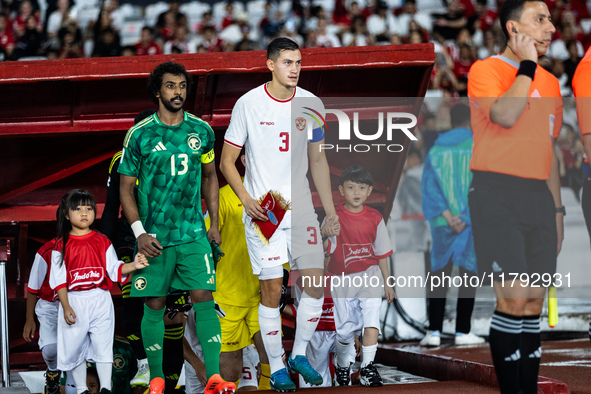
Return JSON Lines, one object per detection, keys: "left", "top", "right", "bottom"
{"left": 118, "top": 111, "right": 215, "bottom": 247}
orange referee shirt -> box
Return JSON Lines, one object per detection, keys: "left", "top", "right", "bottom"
{"left": 468, "top": 55, "right": 563, "bottom": 180}
{"left": 573, "top": 47, "right": 591, "bottom": 135}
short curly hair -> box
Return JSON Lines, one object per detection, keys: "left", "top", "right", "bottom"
{"left": 147, "top": 61, "right": 192, "bottom": 105}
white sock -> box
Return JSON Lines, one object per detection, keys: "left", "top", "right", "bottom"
{"left": 291, "top": 292, "right": 323, "bottom": 358}
{"left": 42, "top": 344, "right": 58, "bottom": 370}
{"left": 335, "top": 341, "right": 352, "bottom": 368}
{"left": 71, "top": 363, "right": 87, "bottom": 394}
{"left": 96, "top": 362, "right": 112, "bottom": 390}
{"left": 361, "top": 344, "right": 378, "bottom": 368}
{"left": 64, "top": 371, "right": 77, "bottom": 394}
{"left": 259, "top": 304, "right": 284, "bottom": 374}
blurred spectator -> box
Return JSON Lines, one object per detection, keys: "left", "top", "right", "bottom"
{"left": 563, "top": 39, "right": 581, "bottom": 89}
{"left": 367, "top": 1, "right": 399, "bottom": 43}
{"left": 304, "top": 5, "right": 326, "bottom": 32}
{"left": 556, "top": 123, "right": 584, "bottom": 197}
{"left": 332, "top": 0, "right": 351, "bottom": 27}
{"left": 45, "top": 47, "right": 57, "bottom": 58}
{"left": 550, "top": 56, "right": 572, "bottom": 96}
{"left": 219, "top": 10, "right": 249, "bottom": 46}
{"left": 235, "top": 24, "right": 258, "bottom": 51}
{"left": 11, "top": 14, "right": 42, "bottom": 58}
{"left": 304, "top": 28, "right": 318, "bottom": 47}
{"left": 280, "top": 17, "right": 303, "bottom": 46}
{"left": 13, "top": 0, "right": 41, "bottom": 38}
{"left": 548, "top": 23, "right": 584, "bottom": 61}
{"left": 472, "top": 0, "right": 496, "bottom": 32}
{"left": 135, "top": 26, "right": 161, "bottom": 56}
{"left": 196, "top": 11, "right": 214, "bottom": 33}
{"left": 57, "top": 23, "right": 82, "bottom": 58}
{"left": 431, "top": 64, "right": 463, "bottom": 95}
{"left": 164, "top": 24, "right": 196, "bottom": 53}
{"left": 342, "top": 14, "right": 373, "bottom": 46}
{"left": 432, "top": 0, "right": 467, "bottom": 41}
{"left": 397, "top": 0, "right": 431, "bottom": 38}
{"left": 453, "top": 43, "right": 474, "bottom": 93}
{"left": 220, "top": 2, "right": 235, "bottom": 30}
{"left": 120, "top": 44, "right": 135, "bottom": 56}
{"left": 156, "top": 0, "right": 186, "bottom": 37}
{"left": 46, "top": 0, "right": 76, "bottom": 48}
{"left": 0, "top": 12, "right": 15, "bottom": 58}
{"left": 261, "top": 8, "right": 284, "bottom": 39}
{"left": 92, "top": 26, "right": 120, "bottom": 57}
{"left": 316, "top": 17, "right": 341, "bottom": 47}
{"left": 200, "top": 25, "right": 225, "bottom": 52}
{"left": 478, "top": 29, "right": 498, "bottom": 59}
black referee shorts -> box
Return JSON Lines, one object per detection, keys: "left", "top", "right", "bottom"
{"left": 468, "top": 171, "right": 557, "bottom": 281}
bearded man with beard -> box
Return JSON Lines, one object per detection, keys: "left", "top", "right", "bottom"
{"left": 119, "top": 62, "right": 234, "bottom": 394}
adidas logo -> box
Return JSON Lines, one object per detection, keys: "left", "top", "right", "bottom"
{"left": 153, "top": 142, "right": 167, "bottom": 152}
{"left": 492, "top": 261, "right": 503, "bottom": 273}
{"left": 207, "top": 276, "right": 215, "bottom": 285}
{"left": 146, "top": 343, "right": 162, "bottom": 352}
{"left": 504, "top": 349, "right": 521, "bottom": 362}
{"left": 208, "top": 334, "right": 221, "bottom": 343}
{"left": 529, "top": 347, "right": 542, "bottom": 359}
{"left": 175, "top": 297, "right": 185, "bottom": 305}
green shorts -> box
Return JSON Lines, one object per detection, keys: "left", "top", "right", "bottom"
{"left": 130, "top": 237, "right": 216, "bottom": 297}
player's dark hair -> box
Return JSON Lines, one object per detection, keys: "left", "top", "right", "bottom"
{"left": 499, "top": 0, "right": 544, "bottom": 41}
{"left": 147, "top": 61, "right": 192, "bottom": 105}
{"left": 450, "top": 103, "right": 471, "bottom": 128}
{"left": 267, "top": 37, "right": 299, "bottom": 60}
{"left": 56, "top": 189, "right": 97, "bottom": 265}
{"left": 340, "top": 165, "right": 373, "bottom": 186}
{"left": 134, "top": 109, "right": 156, "bottom": 124}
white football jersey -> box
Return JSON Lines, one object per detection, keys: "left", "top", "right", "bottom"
{"left": 224, "top": 83, "right": 324, "bottom": 215}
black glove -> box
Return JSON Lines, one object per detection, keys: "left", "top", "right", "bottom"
{"left": 278, "top": 267, "right": 290, "bottom": 314}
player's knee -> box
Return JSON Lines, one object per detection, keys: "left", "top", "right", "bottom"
{"left": 220, "top": 351, "right": 243, "bottom": 382}
{"left": 496, "top": 297, "right": 528, "bottom": 316}
{"left": 41, "top": 343, "right": 58, "bottom": 365}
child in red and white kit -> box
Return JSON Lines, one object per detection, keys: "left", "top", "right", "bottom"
{"left": 323, "top": 166, "right": 395, "bottom": 388}
{"left": 49, "top": 189, "right": 148, "bottom": 394}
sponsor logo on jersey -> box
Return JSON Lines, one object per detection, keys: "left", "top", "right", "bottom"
{"left": 134, "top": 276, "right": 147, "bottom": 291}
{"left": 153, "top": 142, "right": 167, "bottom": 151}
{"left": 295, "top": 117, "right": 306, "bottom": 131}
{"left": 343, "top": 243, "right": 373, "bottom": 267}
{"left": 69, "top": 267, "right": 105, "bottom": 288}
{"left": 188, "top": 133, "right": 202, "bottom": 151}
{"left": 260, "top": 121, "right": 275, "bottom": 125}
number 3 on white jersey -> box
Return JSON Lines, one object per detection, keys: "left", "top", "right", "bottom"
{"left": 279, "top": 132, "right": 289, "bottom": 152}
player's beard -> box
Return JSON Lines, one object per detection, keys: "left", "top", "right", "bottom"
{"left": 162, "top": 96, "right": 184, "bottom": 113}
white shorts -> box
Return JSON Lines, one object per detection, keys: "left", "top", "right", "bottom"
{"left": 35, "top": 299, "right": 59, "bottom": 350}
{"left": 57, "top": 288, "right": 114, "bottom": 371}
{"left": 237, "top": 344, "right": 259, "bottom": 390}
{"left": 245, "top": 210, "right": 324, "bottom": 275}
{"left": 331, "top": 266, "right": 383, "bottom": 344}
{"left": 299, "top": 330, "right": 336, "bottom": 388}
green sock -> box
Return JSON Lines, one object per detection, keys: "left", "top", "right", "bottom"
{"left": 141, "top": 304, "right": 166, "bottom": 380}
{"left": 192, "top": 301, "right": 221, "bottom": 378}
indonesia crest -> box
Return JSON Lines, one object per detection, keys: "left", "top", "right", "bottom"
{"left": 188, "top": 134, "right": 202, "bottom": 151}
{"left": 295, "top": 117, "right": 306, "bottom": 131}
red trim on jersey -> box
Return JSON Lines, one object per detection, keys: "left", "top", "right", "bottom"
{"left": 118, "top": 264, "right": 128, "bottom": 284}
{"left": 374, "top": 251, "right": 393, "bottom": 259}
{"left": 27, "top": 287, "right": 39, "bottom": 294}
{"left": 54, "top": 283, "right": 67, "bottom": 292}
{"left": 264, "top": 83, "right": 297, "bottom": 103}
{"left": 289, "top": 304, "right": 297, "bottom": 318}
{"left": 224, "top": 139, "right": 243, "bottom": 149}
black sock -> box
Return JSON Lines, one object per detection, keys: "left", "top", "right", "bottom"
{"left": 489, "top": 311, "right": 523, "bottom": 394}
{"left": 520, "top": 315, "right": 541, "bottom": 394}
{"left": 588, "top": 320, "right": 591, "bottom": 343}
{"left": 163, "top": 323, "right": 185, "bottom": 394}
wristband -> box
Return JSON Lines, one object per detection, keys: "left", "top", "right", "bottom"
{"left": 131, "top": 220, "right": 146, "bottom": 238}
{"left": 555, "top": 206, "right": 566, "bottom": 215}
{"left": 516, "top": 60, "right": 537, "bottom": 80}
